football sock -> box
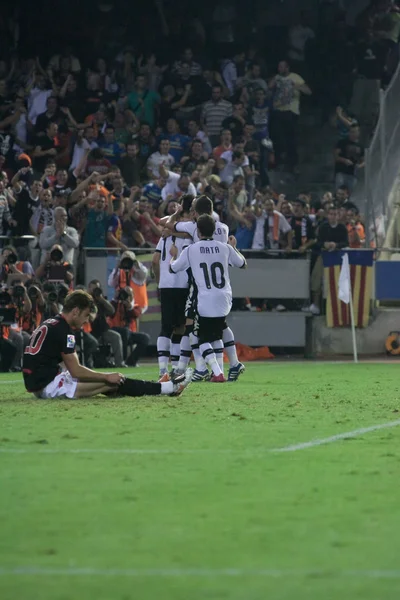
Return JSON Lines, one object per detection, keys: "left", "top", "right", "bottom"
{"left": 119, "top": 378, "right": 162, "bottom": 397}
{"left": 223, "top": 327, "right": 239, "bottom": 367}
{"left": 157, "top": 336, "right": 170, "bottom": 373}
{"left": 170, "top": 333, "right": 182, "bottom": 369}
{"left": 212, "top": 340, "right": 224, "bottom": 373}
{"left": 177, "top": 334, "right": 192, "bottom": 372}
{"left": 200, "top": 342, "right": 223, "bottom": 376}
{"left": 190, "top": 332, "right": 207, "bottom": 371}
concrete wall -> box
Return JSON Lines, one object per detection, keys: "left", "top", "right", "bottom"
{"left": 312, "top": 308, "right": 400, "bottom": 355}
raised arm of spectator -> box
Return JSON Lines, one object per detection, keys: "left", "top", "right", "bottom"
{"left": 171, "top": 85, "right": 191, "bottom": 110}
{"left": 73, "top": 148, "right": 91, "bottom": 178}
{"left": 159, "top": 163, "right": 170, "bottom": 180}
{"left": 70, "top": 173, "right": 97, "bottom": 205}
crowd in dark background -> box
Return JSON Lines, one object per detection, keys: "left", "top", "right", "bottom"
{"left": 0, "top": 0, "right": 398, "bottom": 369}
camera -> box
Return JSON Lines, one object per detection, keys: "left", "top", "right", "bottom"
{"left": 12, "top": 285, "right": 25, "bottom": 300}
{"left": 0, "top": 291, "right": 11, "bottom": 306}
{"left": 120, "top": 257, "right": 134, "bottom": 271}
{"left": 46, "top": 283, "right": 68, "bottom": 304}
{"left": 92, "top": 287, "right": 103, "bottom": 300}
{"left": 28, "top": 286, "right": 39, "bottom": 300}
{"left": 117, "top": 288, "right": 130, "bottom": 302}
{"left": 50, "top": 249, "right": 64, "bottom": 262}
{"left": 5, "top": 252, "right": 17, "bottom": 265}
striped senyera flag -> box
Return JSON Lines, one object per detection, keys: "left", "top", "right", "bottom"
{"left": 322, "top": 250, "right": 374, "bottom": 328}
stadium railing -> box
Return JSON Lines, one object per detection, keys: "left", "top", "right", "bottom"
{"left": 362, "top": 60, "right": 400, "bottom": 246}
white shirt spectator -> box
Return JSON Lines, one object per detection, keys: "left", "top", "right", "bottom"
{"left": 161, "top": 171, "right": 196, "bottom": 201}
{"left": 28, "top": 88, "right": 53, "bottom": 125}
{"left": 252, "top": 210, "right": 292, "bottom": 250}
{"left": 219, "top": 150, "right": 249, "bottom": 185}
{"left": 13, "top": 113, "right": 28, "bottom": 153}
{"left": 221, "top": 60, "right": 237, "bottom": 95}
{"left": 288, "top": 24, "right": 315, "bottom": 62}
{"left": 39, "top": 223, "right": 80, "bottom": 264}
{"left": 70, "top": 138, "right": 98, "bottom": 172}
{"left": 147, "top": 151, "right": 175, "bottom": 178}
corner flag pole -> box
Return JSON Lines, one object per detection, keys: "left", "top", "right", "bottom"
{"left": 338, "top": 252, "right": 358, "bottom": 363}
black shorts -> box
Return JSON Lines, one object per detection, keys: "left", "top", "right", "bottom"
{"left": 195, "top": 316, "right": 227, "bottom": 344}
{"left": 160, "top": 288, "right": 189, "bottom": 332}
{"left": 185, "top": 284, "right": 198, "bottom": 321}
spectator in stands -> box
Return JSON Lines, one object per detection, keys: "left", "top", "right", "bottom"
{"left": 159, "top": 164, "right": 197, "bottom": 200}
{"left": 2, "top": 279, "right": 32, "bottom": 371}
{"left": 10, "top": 173, "right": 42, "bottom": 237}
{"left": 30, "top": 188, "right": 53, "bottom": 236}
{"left": 173, "top": 48, "right": 203, "bottom": 77}
{"left": 74, "top": 191, "right": 108, "bottom": 249}
{"left": 35, "top": 96, "right": 65, "bottom": 136}
{"left": 0, "top": 177, "right": 16, "bottom": 239}
{"left": 252, "top": 197, "right": 293, "bottom": 251}
{"left": 269, "top": 60, "right": 311, "bottom": 173}
{"left": 39, "top": 206, "right": 79, "bottom": 264}
{"left": 131, "top": 199, "right": 162, "bottom": 247}
{"left": 287, "top": 11, "right": 315, "bottom": 76}
{"left": 162, "top": 119, "right": 190, "bottom": 164}
{"left": 147, "top": 139, "right": 175, "bottom": 178}
{"left": 187, "top": 120, "right": 212, "bottom": 155}
{"left": 107, "top": 198, "right": 128, "bottom": 252}
{"left": 180, "top": 139, "right": 208, "bottom": 174}
{"left": 213, "top": 129, "right": 233, "bottom": 159}
{"left": 119, "top": 141, "right": 141, "bottom": 187}
{"left": 32, "top": 122, "right": 59, "bottom": 174}
{"left": 218, "top": 147, "right": 249, "bottom": 185}
{"left": 98, "top": 126, "right": 126, "bottom": 164}
{"left": 335, "top": 185, "right": 351, "bottom": 207}
{"left": 304, "top": 206, "right": 349, "bottom": 315}
{"left": 334, "top": 124, "right": 365, "bottom": 193}
{"left": 201, "top": 85, "right": 233, "bottom": 148}
{"left": 221, "top": 49, "right": 246, "bottom": 97}
{"left": 346, "top": 206, "right": 366, "bottom": 248}
{"left": 127, "top": 75, "right": 160, "bottom": 129}
{"left": 290, "top": 199, "right": 316, "bottom": 252}
{"left": 27, "top": 70, "right": 57, "bottom": 125}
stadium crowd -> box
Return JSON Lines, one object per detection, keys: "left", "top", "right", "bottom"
{"left": 0, "top": 0, "right": 397, "bottom": 370}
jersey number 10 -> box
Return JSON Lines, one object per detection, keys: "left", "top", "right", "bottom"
{"left": 200, "top": 262, "right": 225, "bottom": 289}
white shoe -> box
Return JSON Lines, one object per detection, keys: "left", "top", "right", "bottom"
{"left": 275, "top": 304, "right": 286, "bottom": 312}
{"left": 302, "top": 303, "right": 320, "bottom": 315}
{"left": 170, "top": 368, "right": 193, "bottom": 396}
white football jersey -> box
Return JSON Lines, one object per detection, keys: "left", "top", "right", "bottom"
{"left": 156, "top": 235, "right": 191, "bottom": 289}
{"left": 175, "top": 220, "right": 229, "bottom": 244}
{"left": 170, "top": 240, "right": 246, "bottom": 317}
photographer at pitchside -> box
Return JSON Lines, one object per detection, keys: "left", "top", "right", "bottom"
{"left": 108, "top": 285, "right": 150, "bottom": 367}
{"left": 108, "top": 250, "right": 148, "bottom": 314}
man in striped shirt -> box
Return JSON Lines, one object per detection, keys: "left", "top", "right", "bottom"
{"left": 201, "top": 85, "right": 232, "bottom": 148}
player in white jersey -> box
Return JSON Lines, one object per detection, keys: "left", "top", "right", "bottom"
{"left": 165, "top": 195, "right": 246, "bottom": 382}
{"left": 152, "top": 195, "right": 193, "bottom": 377}
{"left": 170, "top": 214, "right": 246, "bottom": 382}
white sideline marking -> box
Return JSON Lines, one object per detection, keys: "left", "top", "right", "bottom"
{"left": 270, "top": 419, "right": 400, "bottom": 453}
{"left": 0, "top": 566, "right": 400, "bottom": 579}
{"left": 1, "top": 420, "right": 400, "bottom": 456}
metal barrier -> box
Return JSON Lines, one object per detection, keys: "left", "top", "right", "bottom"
{"left": 363, "top": 59, "right": 400, "bottom": 245}
{"left": 83, "top": 248, "right": 312, "bottom": 347}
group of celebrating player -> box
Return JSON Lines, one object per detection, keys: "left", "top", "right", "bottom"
{"left": 22, "top": 194, "right": 246, "bottom": 400}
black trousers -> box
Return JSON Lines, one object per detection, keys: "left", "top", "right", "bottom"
{"left": 271, "top": 110, "right": 299, "bottom": 169}
{"left": 112, "top": 327, "right": 150, "bottom": 365}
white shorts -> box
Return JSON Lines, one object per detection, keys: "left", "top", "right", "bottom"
{"left": 36, "top": 370, "right": 78, "bottom": 399}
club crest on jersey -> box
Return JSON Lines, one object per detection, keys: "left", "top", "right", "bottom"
{"left": 67, "top": 334, "right": 75, "bottom": 348}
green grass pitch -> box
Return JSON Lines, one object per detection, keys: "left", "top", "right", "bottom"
{"left": 1, "top": 362, "right": 400, "bottom": 600}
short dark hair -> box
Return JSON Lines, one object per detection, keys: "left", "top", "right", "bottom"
{"left": 89, "top": 279, "right": 101, "bottom": 287}
{"left": 194, "top": 195, "right": 213, "bottom": 216}
{"left": 197, "top": 214, "right": 216, "bottom": 238}
{"left": 62, "top": 290, "right": 95, "bottom": 314}
{"left": 180, "top": 193, "right": 195, "bottom": 214}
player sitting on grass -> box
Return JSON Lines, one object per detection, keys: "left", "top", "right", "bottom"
{"left": 22, "top": 290, "right": 192, "bottom": 399}
{"left": 170, "top": 214, "right": 246, "bottom": 383}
